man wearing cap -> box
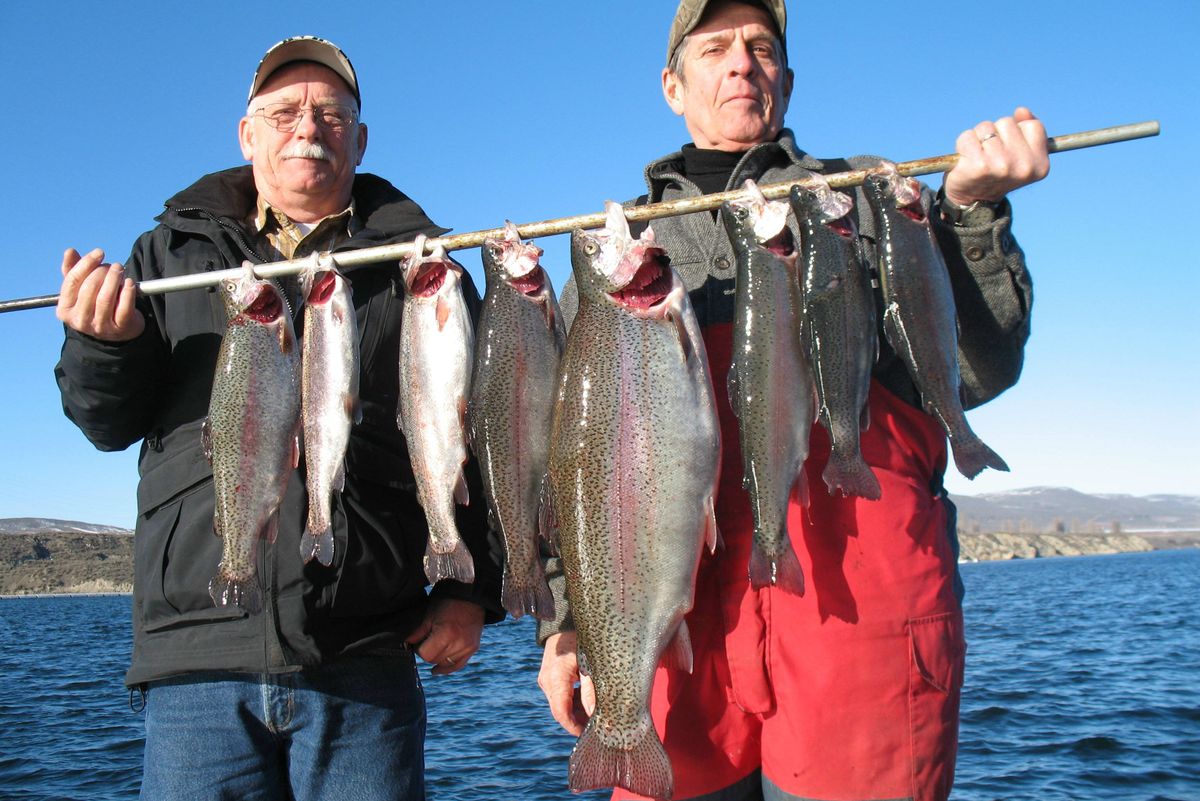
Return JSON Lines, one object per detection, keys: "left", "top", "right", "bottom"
{"left": 54, "top": 36, "right": 502, "bottom": 799}
{"left": 537, "top": 2, "right": 1049, "bottom": 800}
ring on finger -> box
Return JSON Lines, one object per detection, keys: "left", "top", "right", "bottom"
{"left": 979, "top": 132, "right": 999, "bottom": 143}
{"left": 444, "top": 655, "right": 455, "bottom": 666}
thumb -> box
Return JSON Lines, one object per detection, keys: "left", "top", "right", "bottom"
{"left": 1013, "top": 106, "right": 1037, "bottom": 123}
{"left": 581, "top": 675, "right": 597, "bottom": 717}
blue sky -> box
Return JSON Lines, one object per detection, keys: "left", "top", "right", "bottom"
{"left": 1, "top": 1, "right": 1196, "bottom": 528}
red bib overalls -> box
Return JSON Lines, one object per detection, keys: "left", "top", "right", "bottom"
{"left": 614, "top": 323, "right": 966, "bottom": 801}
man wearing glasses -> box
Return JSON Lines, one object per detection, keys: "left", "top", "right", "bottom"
{"left": 54, "top": 36, "right": 502, "bottom": 799}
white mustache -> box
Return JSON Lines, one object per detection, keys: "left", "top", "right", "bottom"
{"left": 281, "top": 142, "right": 332, "bottom": 160}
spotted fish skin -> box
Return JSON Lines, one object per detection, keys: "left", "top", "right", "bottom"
{"left": 397, "top": 236, "right": 476, "bottom": 587}
{"left": 550, "top": 202, "right": 719, "bottom": 801}
{"left": 791, "top": 184, "right": 881, "bottom": 500}
{"left": 203, "top": 264, "right": 301, "bottom": 614}
{"left": 863, "top": 172, "right": 1008, "bottom": 480}
{"left": 722, "top": 180, "right": 811, "bottom": 595}
{"left": 469, "top": 222, "right": 563, "bottom": 620}
{"left": 299, "top": 255, "right": 360, "bottom": 567}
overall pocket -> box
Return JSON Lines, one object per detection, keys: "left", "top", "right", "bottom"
{"left": 907, "top": 610, "right": 966, "bottom": 801}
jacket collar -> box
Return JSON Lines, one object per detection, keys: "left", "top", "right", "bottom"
{"left": 156, "top": 166, "right": 445, "bottom": 244}
{"left": 643, "top": 128, "right": 825, "bottom": 199}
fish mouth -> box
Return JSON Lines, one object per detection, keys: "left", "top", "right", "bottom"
{"left": 244, "top": 284, "right": 284, "bottom": 323}
{"left": 899, "top": 202, "right": 928, "bottom": 224}
{"left": 408, "top": 261, "right": 449, "bottom": 297}
{"left": 306, "top": 270, "right": 338, "bottom": 305}
{"left": 763, "top": 227, "right": 795, "bottom": 257}
{"left": 828, "top": 215, "right": 855, "bottom": 238}
{"left": 509, "top": 265, "right": 547, "bottom": 296}
{"left": 608, "top": 247, "right": 671, "bottom": 309}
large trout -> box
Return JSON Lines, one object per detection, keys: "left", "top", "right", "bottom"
{"left": 863, "top": 168, "right": 1008, "bottom": 479}
{"left": 203, "top": 264, "right": 301, "bottom": 614}
{"left": 468, "top": 221, "right": 563, "bottom": 620}
{"left": 722, "top": 180, "right": 811, "bottom": 594}
{"left": 550, "top": 202, "right": 720, "bottom": 801}
{"left": 299, "top": 253, "right": 361, "bottom": 567}
{"left": 790, "top": 180, "right": 881, "bottom": 500}
{"left": 397, "top": 235, "right": 476, "bottom": 586}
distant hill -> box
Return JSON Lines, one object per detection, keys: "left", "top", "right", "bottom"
{"left": 0, "top": 518, "right": 132, "bottom": 536}
{"left": 949, "top": 487, "right": 1200, "bottom": 534}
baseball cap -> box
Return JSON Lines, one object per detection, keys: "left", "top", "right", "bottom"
{"left": 666, "top": 0, "right": 787, "bottom": 65}
{"left": 248, "top": 36, "right": 361, "bottom": 109}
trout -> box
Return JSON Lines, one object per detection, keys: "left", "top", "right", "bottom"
{"left": 550, "top": 202, "right": 720, "bottom": 801}
{"left": 397, "top": 234, "right": 476, "bottom": 586}
{"left": 722, "top": 180, "right": 811, "bottom": 594}
{"left": 790, "top": 180, "right": 882, "bottom": 500}
{"left": 468, "top": 221, "right": 563, "bottom": 620}
{"left": 863, "top": 168, "right": 1009, "bottom": 479}
{"left": 202, "top": 263, "right": 301, "bottom": 614}
{"left": 299, "top": 253, "right": 361, "bottom": 566}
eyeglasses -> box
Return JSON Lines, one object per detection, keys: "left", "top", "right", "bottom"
{"left": 251, "top": 103, "right": 358, "bottom": 133}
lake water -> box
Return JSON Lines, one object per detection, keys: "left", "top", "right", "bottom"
{"left": 1, "top": 549, "right": 1197, "bottom": 801}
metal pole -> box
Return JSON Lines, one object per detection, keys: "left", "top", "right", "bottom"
{"left": 0, "top": 120, "right": 1160, "bottom": 315}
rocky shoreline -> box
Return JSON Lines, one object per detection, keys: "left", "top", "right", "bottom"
{"left": 3, "top": 527, "right": 1199, "bottom": 596}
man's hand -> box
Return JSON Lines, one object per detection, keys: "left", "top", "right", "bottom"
{"left": 538, "top": 631, "right": 595, "bottom": 736}
{"left": 943, "top": 107, "right": 1050, "bottom": 207}
{"left": 56, "top": 248, "right": 146, "bottom": 342}
{"left": 405, "top": 597, "right": 485, "bottom": 676}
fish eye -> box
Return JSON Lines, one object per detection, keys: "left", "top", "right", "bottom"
{"left": 734, "top": 206, "right": 749, "bottom": 220}
{"left": 583, "top": 240, "right": 598, "bottom": 256}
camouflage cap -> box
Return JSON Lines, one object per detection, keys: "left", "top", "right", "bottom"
{"left": 666, "top": 0, "right": 787, "bottom": 65}
{"left": 249, "top": 36, "right": 361, "bottom": 110}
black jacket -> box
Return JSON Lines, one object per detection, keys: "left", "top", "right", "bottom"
{"left": 55, "top": 167, "right": 504, "bottom": 686}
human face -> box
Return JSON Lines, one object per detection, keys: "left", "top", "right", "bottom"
{"left": 662, "top": 2, "right": 793, "bottom": 152}
{"left": 238, "top": 62, "right": 368, "bottom": 222}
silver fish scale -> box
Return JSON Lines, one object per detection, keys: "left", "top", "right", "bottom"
{"left": 397, "top": 269, "right": 475, "bottom": 584}
{"left": 469, "top": 275, "right": 563, "bottom": 618}
{"left": 865, "top": 177, "right": 1007, "bottom": 479}
{"left": 793, "top": 192, "right": 880, "bottom": 499}
{"left": 550, "top": 302, "right": 718, "bottom": 749}
{"left": 724, "top": 207, "right": 813, "bottom": 590}
{"left": 209, "top": 313, "right": 301, "bottom": 592}
{"left": 300, "top": 271, "right": 359, "bottom": 564}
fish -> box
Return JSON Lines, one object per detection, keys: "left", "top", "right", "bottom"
{"left": 468, "top": 221, "right": 563, "bottom": 620}
{"left": 299, "top": 253, "right": 361, "bottom": 567}
{"left": 202, "top": 263, "right": 302, "bottom": 614}
{"left": 863, "top": 166, "right": 1009, "bottom": 479}
{"left": 722, "top": 179, "right": 812, "bottom": 594}
{"left": 397, "top": 234, "right": 476, "bottom": 586}
{"left": 550, "top": 201, "right": 720, "bottom": 801}
{"left": 790, "top": 179, "right": 882, "bottom": 500}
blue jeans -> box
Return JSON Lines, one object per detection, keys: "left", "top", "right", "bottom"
{"left": 140, "top": 653, "right": 426, "bottom": 801}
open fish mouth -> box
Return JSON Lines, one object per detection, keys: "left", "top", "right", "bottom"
{"left": 244, "top": 284, "right": 284, "bottom": 322}
{"left": 828, "top": 215, "right": 855, "bottom": 238}
{"left": 763, "top": 227, "right": 795, "bottom": 257}
{"left": 306, "top": 270, "right": 338, "bottom": 305}
{"left": 509, "top": 265, "right": 548, "bottom": 296}
{"left": 608, "top": 247, "right": 671, "bottom": 309}
{"left": 408, "top": 261, "right": 449, "bottom": 297}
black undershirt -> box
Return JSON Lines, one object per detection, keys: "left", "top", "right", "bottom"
{"left": 680, "top": 145, "right": 745, "bottom": 195}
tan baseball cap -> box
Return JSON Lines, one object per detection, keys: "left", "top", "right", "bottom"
{"left": 666, "top": 0, "right": 787, "bottom": 65}
{"left": 248, "top": 36, "right": 361, "bottom": 109}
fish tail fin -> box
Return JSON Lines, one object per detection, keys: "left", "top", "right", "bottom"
{"left": 950, "top": 435, "right": 1010, "bottom": 480}
{"left": 300, "top": 525, "right": 335, "bottom": 567}
{"left": 501, "top": 567, "right": 556, "bottom": 622}
{"left": 568, "top": 714, "right": 673, "bottom": 800}
{"left": 749, "top": 536, "right": 806, "bottom": 596}
{"left": 208, "top": 570, "right": 262, "bottom": 614}
{"left": 424, "top": 538, "right": 476, "bottom": 586}
{"left": 822, "top": 451, "right": 882, "bottom": 501}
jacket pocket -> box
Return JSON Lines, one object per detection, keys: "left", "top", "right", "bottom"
{"left": 135, "top": 423, "right": 246, "bottom": 631}
{"left": 907, "top": 611, "right": 966, "bottom": 801}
